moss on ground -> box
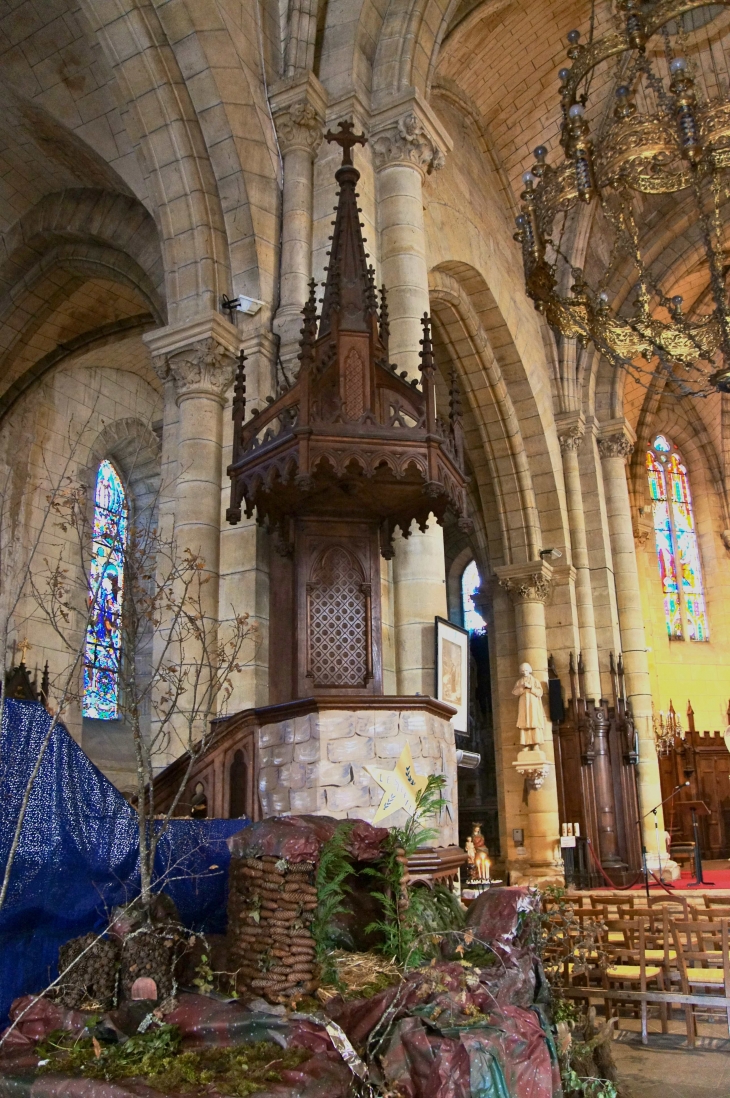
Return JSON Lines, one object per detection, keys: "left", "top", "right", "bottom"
{"left": 36, "top": 1024, "right": 311, "bottom": 1097}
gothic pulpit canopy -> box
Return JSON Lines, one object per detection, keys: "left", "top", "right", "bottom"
{"left": 227, "top": 121, "right": 470, "bottom": 558}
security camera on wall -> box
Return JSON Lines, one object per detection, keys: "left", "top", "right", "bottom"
{"left": 221, "top": 294, "right": 265, "bottom": 317}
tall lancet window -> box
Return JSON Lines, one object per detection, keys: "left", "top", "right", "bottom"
{"left": 646, "top": 435, "right": 708, "bottom": 642}
{"left": 83, "top": 460, "right": 128, "bottom": 719}
{"left": 461, "top": 560, "right": 486, "bottom": 634}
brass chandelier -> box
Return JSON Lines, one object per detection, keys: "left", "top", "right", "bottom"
{"left": 514, "top": 1, "right": 730, "bottom": 395}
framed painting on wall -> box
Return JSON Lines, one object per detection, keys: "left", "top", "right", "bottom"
{"left": 434, "top": 616, "right": 469, "bottom": 734}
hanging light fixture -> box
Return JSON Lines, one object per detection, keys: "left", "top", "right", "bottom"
{"left": 514, "top": 1, "right": 730, "bottom": 394}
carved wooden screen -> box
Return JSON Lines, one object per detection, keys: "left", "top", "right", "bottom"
{"left": 307, "top": 546, "right": 371, "bottom": 687}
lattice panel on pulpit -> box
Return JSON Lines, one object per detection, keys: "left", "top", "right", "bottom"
{"left": 308, "top": 546, "right": 368, "bottom": 686}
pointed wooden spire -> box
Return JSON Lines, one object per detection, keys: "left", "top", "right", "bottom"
{"left": 318, "top": 120, "right": 371, "bottom": 337}
{"left": 41, "top": 661, "right": 50, "bottom": 708}
{"left": 298, "top": 278, "right": 319, "bottom": 364}
{"left": 379, "top": 284, "right": 390, "bottom": 358}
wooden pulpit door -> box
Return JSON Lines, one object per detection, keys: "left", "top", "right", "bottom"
{"left": 296, "top": 519, "right": 382, "bottom": 697}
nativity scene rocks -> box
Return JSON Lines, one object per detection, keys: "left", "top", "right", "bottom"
{"left": 226, "top": 815, "right": 388, "bottom": 1004}
{"left": 228, "top": 856, "right": 318, "bottom": 1002}
{"left": 54, "top": 897, "right": 190, "bottom": 1013}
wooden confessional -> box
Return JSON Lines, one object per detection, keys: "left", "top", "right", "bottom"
{"left": 551, "top": 653, "right": 642, "bottom": 885}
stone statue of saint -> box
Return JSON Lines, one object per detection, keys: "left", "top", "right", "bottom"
{"left": 512, "top": 662, "right": 546, "bottom": 746}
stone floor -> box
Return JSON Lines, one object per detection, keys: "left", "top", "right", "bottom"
{"left": 611, "top": 1018, "right": 730, "bottom": 1098}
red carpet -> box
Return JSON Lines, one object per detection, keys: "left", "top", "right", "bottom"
{"left": 641, "top": 867, "right": 730, "bottom": 890}
{"left": 592, "top": 865, "right": 730, "bottom": 891}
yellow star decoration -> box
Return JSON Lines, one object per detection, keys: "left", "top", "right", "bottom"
{"left": 363, "top": 742, "right": 430, "bottom": 825}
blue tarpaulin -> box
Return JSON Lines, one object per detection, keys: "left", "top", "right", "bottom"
{"left": 0, "top": 699, "right": 246, "bottom": 1024}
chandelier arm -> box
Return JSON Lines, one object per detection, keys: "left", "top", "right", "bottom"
{"left": 691, "top": 171, "right": 730, "bottom": 365}
{"left": 552, "top": 201, "right": 713, "bottom": 377}
{"left": 560, "top": 1, "right": 730, "bottom": 108}
{"left": 637, "top": 50, "right": 673, "bottom": 118}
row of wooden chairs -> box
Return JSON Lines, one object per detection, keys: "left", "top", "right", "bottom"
{"left": 543, "top": 898, "right": 730, "bottom": 1045}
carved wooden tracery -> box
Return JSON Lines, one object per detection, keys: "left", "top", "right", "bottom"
{"left": 307, "top": 546, "right": 370, "bottom": 687}
{"left": 227, "top": 122, "right": 470, "bottom": 702}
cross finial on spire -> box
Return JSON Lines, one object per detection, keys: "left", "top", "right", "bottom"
{"left": 324, "top": 119, "right": 366, "bottom": 166}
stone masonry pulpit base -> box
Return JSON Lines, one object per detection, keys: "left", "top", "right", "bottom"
{"left": 257, "top": 696, "right": 458, "bottom": 846}
{"left": 153, "top": 696, "right": 459, "bottom": 845}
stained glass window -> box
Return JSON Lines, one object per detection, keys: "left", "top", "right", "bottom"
{"left": 461, "top": 560, "right": 486, "bottom": 633}
{"left": 646, "top": 437, "right": 708, "bottom": 641}
{"left": 83, "top": 460, "right": 127, "bottom": 719}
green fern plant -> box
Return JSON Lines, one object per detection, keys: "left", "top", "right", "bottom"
{"left": 365, "top": 775, "right": 459, "bottom": 968}
{"left": 311, "top": 822, "right": 355, "bottom": 980}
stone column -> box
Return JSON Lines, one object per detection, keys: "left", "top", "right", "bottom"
{"left": 556, "top": 413, "right": 601, "bottom": 700}
{"left": 371, "top": 97, "right": 452, "bottom": 695}
{"left": 144, "top": 313, "right": 240, "bottom": 754}
{"left": 271, "top": 76, "right": 326, "bottom": 376}
{"left": 495, "top": 561, "right": 562, "bottom": 883}
{"left": 391, "top": 519, "right": 448, "bottom": 696}
{"left": 598, "top": 421, "right": 672, "bottom": 871}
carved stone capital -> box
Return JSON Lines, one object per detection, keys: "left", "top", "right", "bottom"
{"left": 143, "top": 311, "right": 241, "bottom": 405}
{"left": 166, "top": 338, "right": 237, "bottom": 403}
{"left": 598, "top": 433, "right": 634, "bottom": 461}
{"left": 495, "top": 561, "right": 553, "bottom": 604}
{"left": 597, "top": 419, "right": 636, "bottom": 462}
{"left": 371, "top": 110, "right": 446, "bottom": 175}
{"left": 270, "top": 73, "right": 328, "bottom": 158}
{"left": 559, "top": 425, "right": 585, "bottom": 454}
{"left": 274, "top": 101, "right": 324, "bottom": 156}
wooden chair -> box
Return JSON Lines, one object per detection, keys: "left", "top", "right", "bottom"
{"left": 670, "top": 917, "right": 730, "bottom": 1046}
{"left": 628, "top": 907, "right": 678, "bottom": 972}
{"left": 703, "top": 895, "right": 730, "bottom": 908}
{"left": 646, "top": 894, "right": 689, "bottom": 919}
{"left": 690, "top": 904, "right": 730, "bottom": 921}
{"left": 668, "top": 842, "right": 695, "bottom": 870}
{"left": 600, "top": 916, "right": 668, "bottom": 1043}
{"left": 590, "top": 897, "right": 636, "bottom": 944}
{"left": 589, "top": 894, "right": 634, "bottom": 916}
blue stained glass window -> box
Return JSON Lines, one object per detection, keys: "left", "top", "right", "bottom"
{"left": 646, "top": 437, "right": 708, "bottom": 642}
{"left": 83, "top": 460, "right": 127, "bottom": 719}
{"left": 461, "top": 560, "right": 486, "bottom": 633}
